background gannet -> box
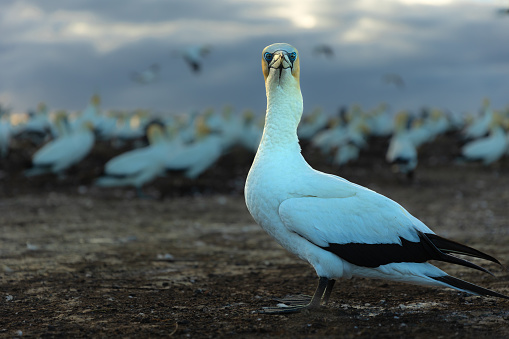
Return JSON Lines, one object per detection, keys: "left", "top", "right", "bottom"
{"left": 459, "top": 113, "right": 508, "bottom": 165}
{"left": 131, "top": 63, "right": 160, "bottom": 84}
{"left": 25, "top": 120, "right": 95, "bottom": 177}
{"left": 174, "top": 45, "right": 212, "bottom": 73}
{"left": 95, "top": 123, "right": 173, "bottom": 197}
{"left": 245, "top": 42, "right": 508, "bottom": 314}
{"left": 386, "top": 111, "right": 418, "bottom": 178}
{"left": 165, "top": 116, "right": 223, "bottom": 179}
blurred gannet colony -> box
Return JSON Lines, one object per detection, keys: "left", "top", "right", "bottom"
{"left": 0, "top": 95, "right": 508, "bottom": 197}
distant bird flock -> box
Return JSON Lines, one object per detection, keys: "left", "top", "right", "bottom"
{"left": 0, "top": 93, "right": 508, "bottom": 195}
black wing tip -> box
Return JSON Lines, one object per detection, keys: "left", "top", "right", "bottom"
{"left": 431, "top": 275, "right": 509, "bottom": 300}
{"left": 424, "top": 232, "right": 503, "bottom": 266}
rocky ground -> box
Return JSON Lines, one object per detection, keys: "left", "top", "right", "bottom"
{"left": 1, "top": 134, "right": 509, "bottom": 338}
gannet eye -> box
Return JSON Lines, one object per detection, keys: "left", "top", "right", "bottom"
{"left": 288, "top": 52, "right": 296, "bottom": 62}
{"left": 264, "top": 52, "right": 273, "bottom": 62}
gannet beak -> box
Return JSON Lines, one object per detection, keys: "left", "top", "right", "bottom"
{"left": 268, "top": 52, "right": 293, "bottom": 72}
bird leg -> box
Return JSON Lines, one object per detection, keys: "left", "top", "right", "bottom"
{"left": 274, "top": 279, "right": 336, "bottom": 306}
{"left": 320, "top": 279, "right": 336, "bottom": 305}
{"left": 260, "top": 277, "right": 333, "bottom": 314}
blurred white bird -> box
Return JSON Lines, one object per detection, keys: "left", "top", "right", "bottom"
{"left": 386, "top": 112, "right": 417, "bottom": 178}
{"left": 462, "top": 99, "right": 494, "bottom": 140}
{"left": 165, "top": 116, "right": 223, "bottom": 179}
{"left": 366, "top": 103, "right": 393, "bottom": 137}
{"left": 95, "top": 123, "right": 173, "bottom": 197}
{"left": 298, "top": 108, "right": 328, "bottom": 140}
{"left": 332, "top": 143, "right": 360, "bottom": 167}
{"left": 131, "top": 64, "right": 160, "bottom": 84}
{"left": 238, "top": 110, "right": 264, "bottom": 153}
{"left": 25, "top": 119, "right": 95, "bottom": 177}
{"left": 174, "top": 45, "right": 211, "bottom": 73}
{"left": 459, "top": 114, "right": 508, "bottom": 165}
{"left": 312, "top": 44, "right": 334, "bottom": 58}
{"left": 70, "top": 94, "right": 102, "bottom": 132}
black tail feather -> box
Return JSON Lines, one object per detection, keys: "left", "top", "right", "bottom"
{"left": 419, "top": 232, "right": 499, "bottom": 276}
{"left": 426, "top": 233, "right": 502, "bottom": 266}
{"left": 431, "top": 275, "right": 509, "bottom": 300}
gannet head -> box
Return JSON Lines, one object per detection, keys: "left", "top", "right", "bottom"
{"left": 147, "top": 123, "right": 166, "bottom": 145}
{"left": 91, "top": 94, "right": 101, "bottom": 106}
{"left": 262, "top": 43, "right": 300, "bottom": 90}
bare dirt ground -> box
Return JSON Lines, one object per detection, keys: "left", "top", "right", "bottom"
{"left": 1, "top": 134, "right": 509, "bottom": 338}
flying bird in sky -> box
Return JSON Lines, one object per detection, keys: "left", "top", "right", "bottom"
{"left": 173, "top": 45, "right": 212, "bottom": 73}
{"left": 312, "top": 44, "right": 334, "bottom": 58}
{"left": 131, "top": 63, "right": 161, "bottom": 84}
{"left": 382, "top": 73, "right": 405, "bottom": 89}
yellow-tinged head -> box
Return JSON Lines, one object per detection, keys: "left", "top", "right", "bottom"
{"left": 394, "top": 111, "right": 410, "bottom": 130}
{"left": 82, "top": 121, "right": 95, "bottom": 131}
{"left": 37, "top": 102, "right": 47, "bottom": 112}
{"left": 147, "top": 123, "right": 165, "bottom": 144}
{"left": 261, "top": 43, "right": 300, "bottom": 88}
{"left": 195, "top": 116, "right": 211, "bottom": 137}
{"left": 91, "top": 94, "right": 101, "bottom": 106}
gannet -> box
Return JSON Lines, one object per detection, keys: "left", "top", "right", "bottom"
{"left": 174, "top": 45, "right": 211, "bottom": 73}
{"left": 462, "top": 99, "right": 494, "bottom": 141}
{"left": 239, "top": 110, "right": 264, "bottom": 153}
{"left": 313, "top": 44, "right": 334, "bottom": 58}
{"left": 165, "top": 116, "right": 223, "bottom": 179}
{"left": 459, "top": 113, "right": 508, "bottom": 165}
{"left": 297, "top": 108, "right": 327, "bottom": 141}
{"left": 131, "top": 64, "right": 160, "bottom": 84}
{"left": 366, "top": 103, "right": 393, "bottom": 137}
{"left": 95, "top": 123, "right": 173, "bottom": 197}
{"left": 382, "top": 73, "right": 405, "bottom": 89}
{"left": 245, "top": 43, "right": 508, "bottom": 314}
{"left": 386, "top": 112, "right": 418, "bottom": 178}
{"left": 25, "top": 120, "right": 95, "bottom": 177}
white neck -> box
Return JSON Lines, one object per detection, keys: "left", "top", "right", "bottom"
{"left": 259, "top": 77, "right": 303, "bottom": 152}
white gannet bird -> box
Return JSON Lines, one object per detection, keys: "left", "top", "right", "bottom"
{"left": 297, "top": 108, "right": 328, "bottom": 141}
{"left": 245, "top": 43, "right": 508, "bottom": 314}
{"left": 462, "top": 98, "right": 494, "bottom": 141}
{"left": 386, "top": 112, "right": 418, "bottom": 178}
{"left": 131, "top": 63, "right": 160, "bottom": 84}
{"left": 174, "top": 45, "right": 211, "bottom": 73}
{"left": 95, "top": 123, "right": 173, "bottom": 197}
{"left": 459, "top": 113, "right": 508, "bottom": 165}
{"left": 25, "top": 120, "right": 95, "bottom": 177}
{"left": 165, "top": 116, "right": 223, "bottom": 179}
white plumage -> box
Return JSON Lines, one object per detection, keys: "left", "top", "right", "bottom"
{"left": 95, "top": 123, "right": 173, "bottom": 196}
{"left": 165, "top": 116, "right": 223, "bottom": 179}
{"left": 386, "top": 112, "right": 417, "bottom": 177}
{"left": 245, "top": 43, "right": 507, "bottom": 314}
{"left": 25, "top": 119, "right": 95, "bottom": 176}
{"left": 460, "top": 117, "right": 508, "bottom": 165}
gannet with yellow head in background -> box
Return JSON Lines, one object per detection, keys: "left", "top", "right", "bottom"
{"left": 244, "top": 43, "right": 508, "bottom": 314}
{"left": 95, "top": 123, "right": 173, "bottom": 198}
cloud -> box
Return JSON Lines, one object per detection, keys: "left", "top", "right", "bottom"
{"left": 0, "top": 0, "right": 508, "bottom": 114}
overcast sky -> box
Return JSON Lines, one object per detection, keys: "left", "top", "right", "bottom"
{"left": 1, "top": 0, "right": 508, "bottom": 116}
